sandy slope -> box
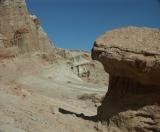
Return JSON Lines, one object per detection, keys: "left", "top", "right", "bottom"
{"left": 17, "top": 61, "right": 107, "bottom": 115}
{"left": 0, "top": 56, "right": 107, "bottom": 132}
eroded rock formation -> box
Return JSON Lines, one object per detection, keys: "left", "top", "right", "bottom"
{"left": 92, "top": 27, "right": 160, "bottom": 131}
{"left": 0, "top": 0, "right": 53, "bottom": 53}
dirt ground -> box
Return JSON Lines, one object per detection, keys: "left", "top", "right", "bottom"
{"left": 0, "top": 52, "right": 108, "bottom": 132}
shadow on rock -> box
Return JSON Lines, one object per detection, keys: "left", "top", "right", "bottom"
{"left": 58, "top": 108, "right": 98, "bottom": 122}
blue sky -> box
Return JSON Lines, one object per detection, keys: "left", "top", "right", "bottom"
{"left": 26, "top": 0, "right": 160, "bottom": 51}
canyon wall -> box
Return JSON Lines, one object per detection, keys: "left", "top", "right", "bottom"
{"left": 0, "top": 0, "right": 53, "bottom": 53}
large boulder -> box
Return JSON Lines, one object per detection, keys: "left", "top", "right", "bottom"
{"left": 92, "top": 27, "right": 160, "bottom": 131}
{"left": 0, "top": 0, "right": 53, "bottom": 53}
{"left": 92, "top": 27, "right": 160, "bottom": 85}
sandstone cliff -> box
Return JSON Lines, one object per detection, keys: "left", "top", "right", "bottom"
{"left": 0, "top": 0, "right": 53, "bottom": 53}
{"left": 92, "top": 27, "right": 160, "bottom": 132}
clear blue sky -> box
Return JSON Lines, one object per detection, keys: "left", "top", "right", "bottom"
{"left": 26, "top": 0, "right": 160, "bottom": 51}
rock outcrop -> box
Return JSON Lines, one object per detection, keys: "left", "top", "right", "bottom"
{"left": 92, "top": 27, "right": 160, "bottom": 131}
{"left": 56, "top": 49, "right": 109, "bottom": 85}
{"left": 30, "top": 15, "right": 54, "bottom": 52}
{"left": 0, "top": 0, "right": 53, "bottom": 53}
{"left": 0, "top": 34, "right": 8, "bottom": 48}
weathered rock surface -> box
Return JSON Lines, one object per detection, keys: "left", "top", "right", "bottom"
{"left": 30, "top": 15, "right": 54, "bottom": 52}
{"left": 0, "top": 34, "right": 7, "bottom": 48}
{"left": 0, "top": 0, "right": 53, "bottom": 53}
{"left": 92, "top": 27, "right": 160, "bottom": 85}
{"left": 92, "top": 27, "right": 160, "bottom": 131}
{"left": 57, "top": 49, "right": 109, "bottom": 85}
{"left": 0, "top": 47, "right": 19, "bottom": 58}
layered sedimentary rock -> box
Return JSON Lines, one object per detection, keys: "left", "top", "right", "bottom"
{"left": 92, "top": 27, "right": 160, "bottom": 131}
{"left": 30, "top": 15, "right": 54, "bottom": 52}
{"left": 0, "top": 34, "right": 8, "bottom": 48}
{"left": 0, "top": 0, "right": 53, "bottom": 53}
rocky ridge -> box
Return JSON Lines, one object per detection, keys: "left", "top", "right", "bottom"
{"left": 0, "top": 0, "right": 53, "bottom": 54}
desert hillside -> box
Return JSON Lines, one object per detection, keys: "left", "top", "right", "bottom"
{"left": 0, "top": 0, "right": 108, "bottom": 132}
{"left": 0, "top": 0, "right": 160, "bottom": 132}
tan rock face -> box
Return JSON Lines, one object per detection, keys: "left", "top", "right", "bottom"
{"left": 0, "top": 47, "right": 19, "bottom": 58}
{"left": 92, "top": 27, "right": 160, "bottom": 131}
{"left": 30, "top": 15, "right": 54, "bottom": 52}
{"left": 0, "top": 34, "right": 7, "bottom": 48}
{"left": 0, "top": 0, "right": 53, "bottom": 53}
{"left": 92, "top": 27, "right": 160, "bottom": 85}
